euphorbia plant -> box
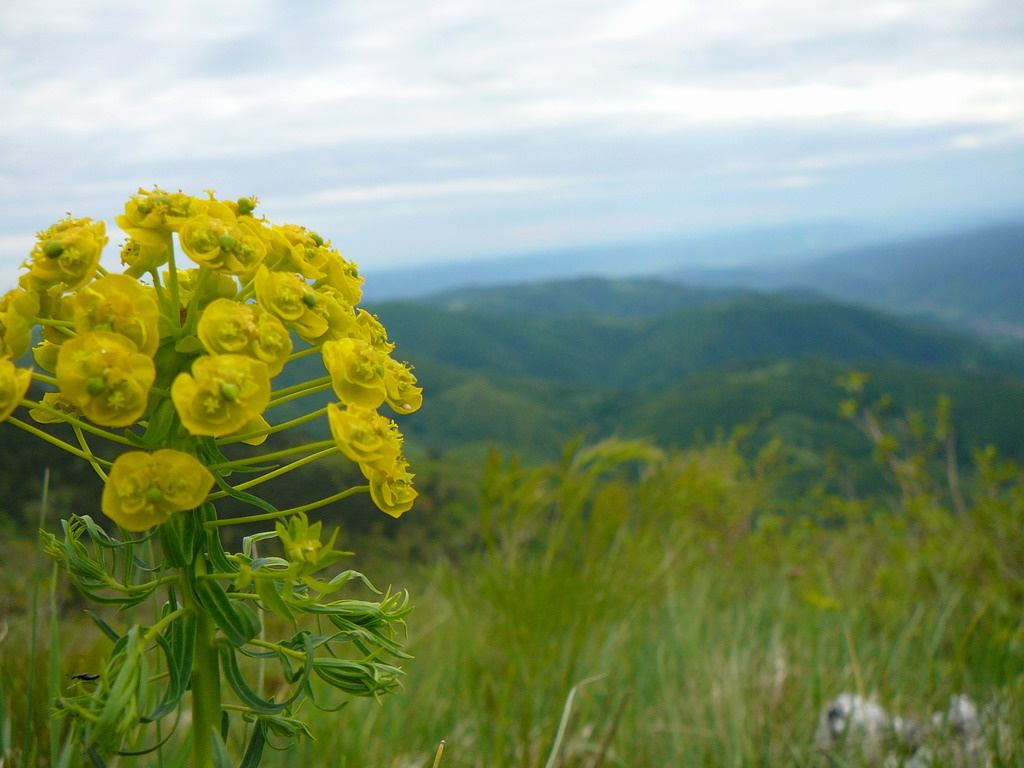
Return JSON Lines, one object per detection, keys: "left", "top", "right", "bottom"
{"left": 0, "top": 188, "right": 422, "bottom": 766}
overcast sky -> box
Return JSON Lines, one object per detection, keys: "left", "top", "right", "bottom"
{"left": 1, "top": 0, "right": 1022, "bottom": 287}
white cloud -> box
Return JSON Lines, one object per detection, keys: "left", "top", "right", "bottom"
{"left": 277, "top": 175, "right": 587, "bottom": 208}
{"left": 0, "top": 0, "right": 1021, "bottom": 275}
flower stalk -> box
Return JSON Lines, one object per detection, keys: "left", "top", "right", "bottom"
{"left": 4, "top": 187, "right": 423, "bottom": 766}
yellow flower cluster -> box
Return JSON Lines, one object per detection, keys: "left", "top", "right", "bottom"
{"left": 3, "top": 187, "right": 422, "bottom": 530}
{"left": 102, "top": 450, "right": 215, "bottom": 531}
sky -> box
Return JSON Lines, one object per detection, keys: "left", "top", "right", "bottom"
{"left": 1, "top": 0, "right": 1022, "bottom": 288}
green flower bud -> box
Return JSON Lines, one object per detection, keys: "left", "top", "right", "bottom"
{"left": 218, "top": 234, "right": 237, "bottom": 251}
{"left": 43, "top": 240, "right": 64, "bottom": 259}
{"left": 85, "top": 376, "right": 106, "bottom": 396}
{"left": 220, "top": 382, "right": 241, "bottom": 402}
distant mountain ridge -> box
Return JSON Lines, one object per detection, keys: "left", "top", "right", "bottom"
{"left": 671, "top": 222, "right": 1024, "bottom": 339}
{"left": 361, "top": 220, "right": 1024, "bottom": 341}
{"left": 323, "top": 279, "right": 1024, "bottom": 462}
{"left": 419, "top": 277, "right": 752, "bottom": 318}
{"left": 371, "top": 282, "right": 1024, "bottom": 390}
{"left": 359, "top": 220, "right": 891, "bottom": 302}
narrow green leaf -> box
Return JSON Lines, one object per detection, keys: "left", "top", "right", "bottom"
{"left": 84, "top": 610, "right": 121, "bottom": 643}
{"left": 193, "top": 576, "right": 255, "bottom": 647}
{"left": 256, "top": 576, "right": 296, "bottom": 624}
{"left": 159, "top": 518, "right": 188, "bottom": 569}
{"left": 219, "top": 634, "right": 313, "bottom": 715}
{"left": 213, "top": 472, "right": 281, "bottom": 514}
{"left": 144, "top": 613, "right": 194, "bottom": 721}
{"left": 238, "top": 720, "right": 266, "bottom": 768}
{"left": 201, "top": 503, "right": 238, "bottom": 575}
{"left": 210, "top": 728, "right": 234, "bottom": 768}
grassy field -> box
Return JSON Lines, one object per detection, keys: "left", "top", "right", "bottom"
{"left": 2, "top": 428, "right": 1023, "bottom": 767}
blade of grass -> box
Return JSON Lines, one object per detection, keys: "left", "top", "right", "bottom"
{"left": 48, "top": 558, "right": 61, "bottom": 763}
{"left": 431, "top": 739, "right": 446, "bottom": 768}
{"left": 24, "top": 468, "right": 50, "bottom": 764}
{"left": 543, "top": 674, "right": 605, "bottom": 768}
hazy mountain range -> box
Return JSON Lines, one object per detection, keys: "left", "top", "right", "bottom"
{"left": 364, "top": 220, "right": 1024, "bottom": 340}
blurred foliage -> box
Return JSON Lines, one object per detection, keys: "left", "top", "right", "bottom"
{"left": 261, "top": 393, "right": 1022, "bottom": 767}
{"left": 4, "top": 270, "right": 1024, "bottom": 765}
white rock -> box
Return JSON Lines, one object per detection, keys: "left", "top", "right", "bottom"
{"left": 815, "top": 692, "right": 891, "bottom": 759}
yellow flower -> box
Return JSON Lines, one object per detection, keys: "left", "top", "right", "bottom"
{"left": 235, "top": 413, "right": 271, "bottom": 446}
{"left": 171, "top": 353, "right": 271, "bottom": 436}
{"left": 26, "top": 217, "right": 107, "bottom": 291}
{"left": 31, "top": 340, "right": 61, "bottom": 373}
{"left": 29, "top": 391, "right": 80, "bottom": 424}
{"left": 56, "top": 331, "right": 155, "bottom": 427}
{"left": 362, "top": 456, "right": 417, "bottom": 518}
{"left": 321, "top": 337, "right": 387, "bottom": 409}
{"left": 310, "top": 245, "right": 363, "bottom": 305}
{"left": 197, "top": 298, "right": 291, "bottom": 376}
{"left": 383, "top": 358, "right": 423, "bottom": 415}
{"left": 197, "top": 298, "right": 249, "bottom": 353}
{"left": 179, "top": 205, "right": 267, "bottom": 275}
{"left": 353, "top": 310, "right": 394, "bottom": 352}
{"left": 259, "top": 222, "right": 326, "bottom": 280}
{"left": 101, "top": 449, "right": 214, "bottom": 532}
{"left": 116, "top": 188, "right": 203, "bottom": 233}
{"left": 73, "top": 274, "right": 161, "bottom": 357}
{"left": 0, "top": 357, "right": 32, "bottom": 423}
{"left": 0, "top": 288, "right": 39, "bottom": 359}
{"left": 254, "top": 266, "right": 327, "bottom": 340}
{"left": 299, "top": 286, "right": 359, "bottom": 346}
{"left": 119, "top": 228, "right": 171, "bottom": 278}
{"left": 327, "top": 403, "right": 402, "bottom": 470}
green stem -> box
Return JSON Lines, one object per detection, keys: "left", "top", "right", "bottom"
{"left": 204, "top": 484, "right": 369, "bottom": 529}
{"left": 208, "top": 439, "right": 334, "bottom": 470}
{"left": 236, "top": 277, "right": 256, "bottom": 303}
{"left": 215, "top": 407, "right": 328, "bottom": 447}
{"left": 188, "top": 569, "right": 221, "bottom": 768}
{"left": 150, "top": 268, "right": 173, "bottom": 321}
{"left": 73, "top": 425, "right": 108, "bottom": 482}
{"left": 31, "top": 371, "right": 59, "bottom": 386}
{"left": 143, "top": 607, "right": 188, "bottom": 642}
{"left": 6, "top": 418, "right": 113, "bottom": 466}
{"left": 268, "top": 375, "right": 331, "bottom": 401}
{"left": 247, "top": 638, "right": 305, "bottom": 660}
{"left": 280, "top": 484, "right": 370, "bottom": 516}
{"left": 165, "top": 233, "right": 183, "bottom": 330}
{"left": 207, "top": 447, "right": 338, "bottom": 500}
{"left": 20, "top": 399, "right": 138, "bottom": 446}
{"left": 180, "top": 266, "right": 212, "bottom": 337}
{"left": 286, "top": 345, "right": 320, "bottom": 362}
{"left": 266, "top": 382, "right": 333, "bottom": 410}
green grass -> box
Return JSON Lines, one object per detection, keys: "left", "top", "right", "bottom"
{"left": 3, "top": 434, "right": 1023, "bottom": 767}
{"left": 268, "top": 439, "right": 1023, "bottom": 767}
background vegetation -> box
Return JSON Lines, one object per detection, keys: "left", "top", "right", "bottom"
{"left": 2, "top": 242, "right": 1023, "bottom": 766}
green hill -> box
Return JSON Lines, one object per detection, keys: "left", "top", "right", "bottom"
{"left": 420, "top": 276, "right": 750, "bottom": 318}
{"left": 370, "top": 289, "right": 1024, "bottom": 392}
{"left": 343, "top": 280, "right": 1024, "bottom": 464}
